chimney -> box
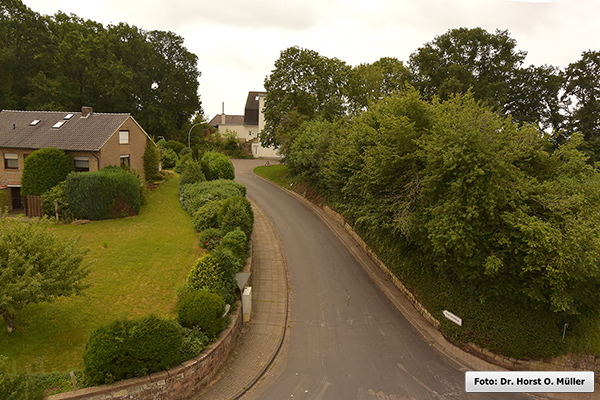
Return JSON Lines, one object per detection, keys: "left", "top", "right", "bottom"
{"left": 221, "top": 102, "right": 226, "bottom": 125}
{"left": 81, "top": 106, "right": 93, "bottom": 118}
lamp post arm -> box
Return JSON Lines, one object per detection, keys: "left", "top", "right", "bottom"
{"left": 188, "top": 123, "right": 203, "bottom": 149}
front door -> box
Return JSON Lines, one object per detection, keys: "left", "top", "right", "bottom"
{"left": 11, "top": 187, "right": 22, "bottom": 210}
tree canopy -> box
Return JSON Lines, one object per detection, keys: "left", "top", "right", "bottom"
{"left": 0, "top": 0, "right": 202, "bottom": 140}
{"left": 0, "top": 217, "right": 90, "bottom": 333}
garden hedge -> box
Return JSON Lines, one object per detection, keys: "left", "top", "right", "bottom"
{"left": 64, "top": 167, "right": 141, "bottom": 220}
{"left": 20, "top": 147, "right": 74, "bottom": 196}
{"left": 83, "top": 315, "right": 184, "bottom": 386}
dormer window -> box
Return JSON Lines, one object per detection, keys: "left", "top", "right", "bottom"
{"left": 119, "top": 130, "right": 129, "bottom": 144}
{"left": 30, "top": 120, "right": 40, "bottom": 126}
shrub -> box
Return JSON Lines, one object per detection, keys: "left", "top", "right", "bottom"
{"left": 218, "top": 196, "right": 254, "bottom": 238}
{"left": 0, "top": 365, "right": 43, "bottom": 400}
{"left": 40, "top": 182, "right": 73, "bottom": 220}
{"left": 186, "top": 253, "right": 237, "bottom": 304}
{"left": 177, "top": 290, "right": 226, "bottom": 339}
{"left": 217, "top": 228, "right": 248, "bottom": 265}
{"left": 179, "top": 180, "right": 247, "bottom": 215}
{"left": 166, "top": 140, "right": 185, "bottom": 154}
{"left": 161, "top": 148, "right": 178, "bottom": 169}
{"left": 179, "top": 326, "right": 209, "bottom": 360}
{"left": 192, "top": 200, "right": 223, "bottom": 232}
{"left": 174, "top": 153, "right": 191, "bottom": 174}
{"left": 180, "top": 160, "right": 206, "bottom": 185}
{"left": 200, "top": 151, "right": 235, "bottom": 180}
{"left": 199, "top": 228, "right": 223, "bottom": 250}
{"left": 143, "top": 140, "right": 161, "bottom": 182}
{"left": 65, "top": 167, "right": 141, "bottom": 220}
{"left": 83, "top": 315, "right": 184, "bottom": 386}
{"left": 21, "top": 148, "right": 74, "bottom": 196}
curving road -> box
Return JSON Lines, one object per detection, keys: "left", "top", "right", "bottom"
{"left": 233, "top": 159, "right": 529, "bottom": 400}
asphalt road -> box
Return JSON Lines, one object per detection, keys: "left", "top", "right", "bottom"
{"left": 233, "top": 159, "right": 529, "bottom": 400}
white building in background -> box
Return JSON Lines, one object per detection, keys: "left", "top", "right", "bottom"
{"left": 208, "top": 91, "right": 282, "bottom": 159}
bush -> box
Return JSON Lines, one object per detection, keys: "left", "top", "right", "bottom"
{"left": 161, "top": 148, "right": 178, "bottom": 169}
{"left": 143, "top": 140, "right": 161, "bottom": 181}
{"left": 40, "top": 182, "right": 73, "bottom": 221}
{"left": 192, "top": 200, "right": 223, "bottom": 232}
{"left": 166, "top": 140, "right": 185, "bottom": 154}
{"left": 217, "top": 228, "right": 248, "bottom": 265}
{"left": 65, "top": 167, "right": 141, "bottom": 220}
{"left": 0, "top": 368, "right": 43, "bottom": 400}
{"left": 83, "top": 315, "right": 184, "bottom": 386}
{"left": 21, "top": 148, "right": 74, "bottom": 196}
{"left": 186, "top": 253, "right": 237, "bottom": 304}
{"left": 199, "top": 228, "right": 223, "bottom": 250}
{"left": 179, "top": 326, "right": 209, "bottom": 360}
{"left": 218, "top": 196, "right": 254, "bottom": 238}
{"left": 179, "top": 160, "right": 206, "bottom": 185}
{"left": 179, "top": 180, "right": 247, "bottom": 215}
{"left": 177, "top": 290, "right": 226, "bottom": 339}
{"left": 200, "top": 151, "right": 235, "bottom": 180}
{"left": 174, "top": 153, "right": 191, "bottom": 174}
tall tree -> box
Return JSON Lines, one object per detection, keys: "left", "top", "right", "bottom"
{"left": 262, "top": 46, "right": 351, "bottom": 151}
{"left": 505, "top": 64, "right": 564, "bottom": 134}
{"left": 562, "top": 50, "right": 600, "bottom": 160}
{"left": 409, "top": 27, "right": 526, "bottom": 111}
{"left": 347, "top": 57, "right": 412, "bottom": 115}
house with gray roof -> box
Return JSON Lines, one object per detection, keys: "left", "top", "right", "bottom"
{"left": 0, "top": 106, "right": 151, "bottom": 211}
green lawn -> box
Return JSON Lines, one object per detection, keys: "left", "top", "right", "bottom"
{"left": 253, "top": 164, "right": 293, "bottom": 188}
{"left": 0, "top": 175, "right": 200, "bottom": 373}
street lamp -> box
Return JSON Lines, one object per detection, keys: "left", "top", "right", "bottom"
{"left": 187, "top": 123, "right": 203, "bottom": 150}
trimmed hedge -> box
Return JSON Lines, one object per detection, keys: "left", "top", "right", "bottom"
{"left": 177, "top": 290, "right": 225, "bottom": 339}
{"left": 65, "top": 167, "right": 141, "bottom": 220}
{"left": 143, "top": 139, "right": 161, "bottom": 181}
{"left": 179, "top": 180, "right": 246, "bottom": 215}
{"left": 180, "top": 160, "right": 206, "bottom": 185}
{"left": 218, "top": 196, "right": 254, "bottom": 238}
{"left": 83, "top": 315, "right": 184, "bottom": 386}
{"left": 21, "top": 148, "right": 74, "bottom": 196}
{"left": 186, "top": 251, "right": 238, "bottom": 305}
{"left": 199, "top": 228, "right": 223, "bottom": 250}
{"left": 200, "top": 151, "right": 235, "bottom": 180}
{"left": 161, "top": 148, "right": 178, "bottom": 169}
{"left": 192, "top": 199, "right": 223, "bottom": 232}
{"left": 217, "top": 228, "right": 248, "bottom": 265}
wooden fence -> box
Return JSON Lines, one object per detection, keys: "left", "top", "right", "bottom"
{"left": 26, "top": 195, "right": 43, "bottom": 217}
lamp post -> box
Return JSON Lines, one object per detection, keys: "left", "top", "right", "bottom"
{"left": 187, "top": 123, "right": 203, "bottom": 150}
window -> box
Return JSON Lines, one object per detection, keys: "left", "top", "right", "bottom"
{"left": 74, "top": 157, "right": 89, "bottom": 172}
{"left": 4, "top": 153, "right": 18, "bottom": 170}
{"left": 119, "top": 130, "right": 129, "bottom": 144}
{"left": 120, "top": 155, "right": 130, "bottom": 168}
{"left": 30, "top": 120, "right": 40, "bottom": 126}
{"left": 52, "top": 120, "right": 66, "bottom": 129}
{"left": 64, "top": 113, "right": 74, "bottom": 120}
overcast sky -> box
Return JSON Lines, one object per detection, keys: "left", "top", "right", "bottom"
{"left": 21, "top": 0, "right": 600, "bottom": 121}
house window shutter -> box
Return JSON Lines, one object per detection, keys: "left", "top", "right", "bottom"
{"left": 119, "top": 130, "right": 129, "bottom": 144}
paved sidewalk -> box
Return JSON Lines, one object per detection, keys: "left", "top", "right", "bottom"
{"left": 195, "top": 200, "right": 288, "bottom": 400}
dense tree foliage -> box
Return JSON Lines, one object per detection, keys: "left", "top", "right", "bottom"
{"left": 286, "top": 90, "right": 600, "bottom": 357}
{"left": 261, "top": 46, "right": 351, "bottom": 151}
{"left": 0, "top": 0, "right": 201, "bottom": 140}
{"left": 0, "top": 216, "right": 89, "bottom": 333}
{"left": 409, "top": 27, "right": 526, "bottom": 111}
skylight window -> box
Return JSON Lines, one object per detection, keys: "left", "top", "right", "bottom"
{"left": 52, "top": 121, "right": 66, "bottom": 129}
{"left": 64, "top": 113, "right": 74, "bottom": 120}
{"left": 30, "top": 120, "right": 40, "bottom": 126}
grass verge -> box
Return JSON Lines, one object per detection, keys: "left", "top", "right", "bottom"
{"left": 0, "top": 175, "right": 200, "bottom": 373}
{"left": 253, "top": 164, "right": 293, "bottom": 188}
